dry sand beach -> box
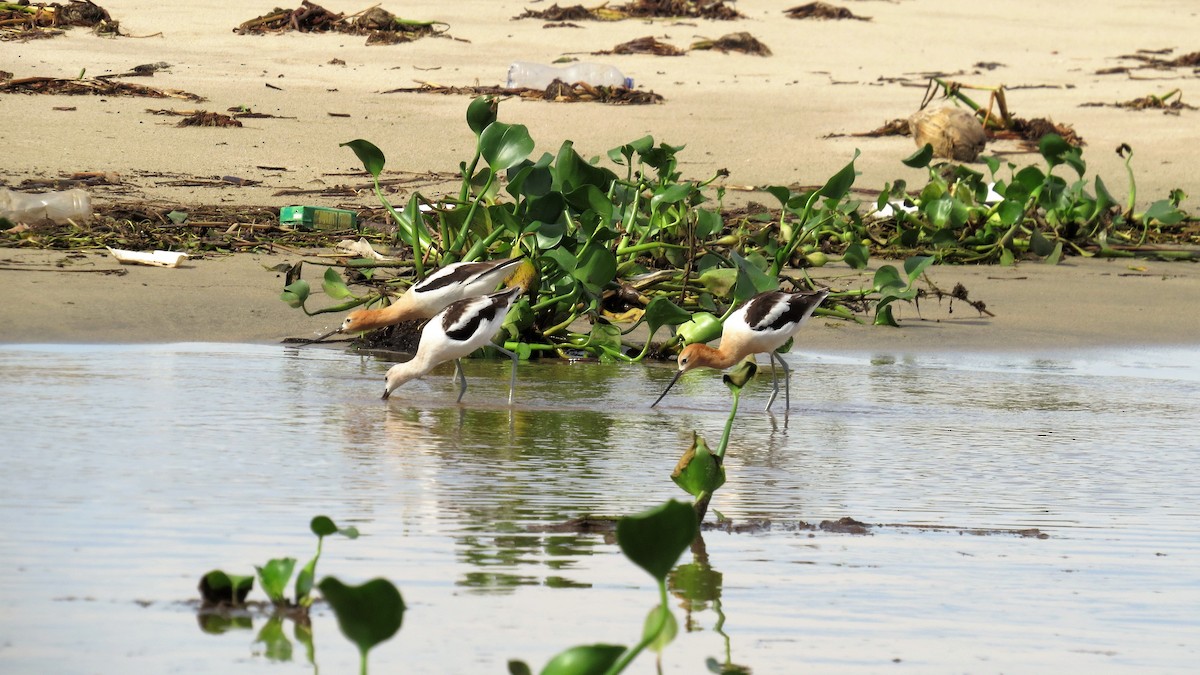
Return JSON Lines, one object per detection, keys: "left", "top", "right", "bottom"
{"left": 2, "top": 0, "right": 1199, "bottom": 346}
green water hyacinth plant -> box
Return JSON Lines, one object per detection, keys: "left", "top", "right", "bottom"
{"left": 297, "top": 515, "right": 360, "bottom": 608}
{"left": 318, "top": 576, "right": 406, "bottom": 675}
{"left": 510, "top": 500, "right": 698, "bottom": 675}
{"left": 672, "top": 361, "right": 756, "bottom": 522}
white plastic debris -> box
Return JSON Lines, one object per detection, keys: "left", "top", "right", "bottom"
{"left": 106, "top": 247, "right": 189, "bottom": 268}
{"left": 336, "top": 237, "right": 392, "bottom": 261}
{"left": 867, "top": 201, "right": 919, "bottom": 221}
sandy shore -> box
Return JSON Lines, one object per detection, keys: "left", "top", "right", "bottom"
{"left": 2, "top": 0, "right": 1198, "bottom": 348}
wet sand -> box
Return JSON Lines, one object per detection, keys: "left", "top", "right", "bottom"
{"left": 1, "top": 0, "right": 1198, "bottom": 347}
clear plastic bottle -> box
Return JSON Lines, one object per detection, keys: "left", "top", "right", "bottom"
{"left": 0, "top": 188, "right": 92, "bottom": 224}
{"left": 506, "top": 61, "right": 633, "bottom": 89}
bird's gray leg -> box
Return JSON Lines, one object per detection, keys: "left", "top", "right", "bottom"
{"left": 765, "top": 354, "right": 780, "bottom": 411}
{"left": 765, "top": 352, "right": 791, "bottom": 412}
{"left": 494, "top": 345, "right": 519, "bottom": 406}
{"left": 454, "top": 359, "right": 468, "bottom": 403}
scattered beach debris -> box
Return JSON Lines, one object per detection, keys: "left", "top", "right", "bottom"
{"left": 514, "top": 0, "right": 743, "bottom": 21}
{"left": 335, "top": 237, "right": 391, "bottom": 260}
{"left": 106, "top": 246, "right": 188, "bottom": 268}
{"left": 594, "top": 36, "right": 686, "bottom": 57}
{"left": 145, "top": 107, "right": 289, "bottom": 120}
{"left": 784, "top": 2, "right": 870, "bottom": 21}
{"left": 908, "top": 107, "right": 987, "bottom": 161}
{"left": 235, "top": 2, "right": 448, "bottom": 45}
{"left": 0, "top": 73, "right": 204, "bottom": 101}
{"left": 689, "top": 31, "right": 772, "bottom": 56}
{"left": 176, "top": 111, "right": 242, "bottom": 128}
{"left": 1080, "top": 88, "right": 1196, "bottom": 113}
{"left": 836, "top": 79, "right": 1085, "bottom": 152}
{"left": 1096, "top": 48, "right": 1200, "bottom": 75}
{"left": 0, "top": 0, "right": 120, "bottom": 39}
{"left": 381, "top": 81, "right": 665, "bottom": 105}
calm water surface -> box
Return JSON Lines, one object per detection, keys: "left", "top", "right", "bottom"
{"left": 0, "top": 343, "right": 1197, "bottom": 673}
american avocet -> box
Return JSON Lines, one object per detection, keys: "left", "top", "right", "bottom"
{"left": 652, "top": 288, "right": 830, "bottom": 411}
{"left": 382, "top": 285, "right": 524, "bottom": 403}
{"left": 317, "top": 256, "right": 523, "bottom": 340}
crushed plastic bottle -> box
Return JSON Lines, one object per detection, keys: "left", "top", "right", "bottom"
{"left": 506, "top": 61, "right": 633, "bottom": 90}
{"left": 0, "top": 188, "right": 92, "bottom": 225}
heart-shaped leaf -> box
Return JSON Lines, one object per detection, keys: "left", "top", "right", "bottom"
{"left": 322, "top": 268, "right": 352, "bottom": 300}
{"left": 480, "top": 123, "right": 534, "bottom": 173}
{"left": 318, "top": 577, "right": 406, "bottom": 658}
{"left": 256, "top": 557, "right": 297, "bottom": 604}
{"left": 616, "top": 500, "right": 698, "bottom": 582}
{"left": 280, "top": 280, "right": 311, "bottom": 308}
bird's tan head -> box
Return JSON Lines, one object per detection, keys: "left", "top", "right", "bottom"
{"left": 676, "top": 343, "right": 715, "bottom": 373}
{"left": 341, "top": 309, "right": 383, "bottom": 334}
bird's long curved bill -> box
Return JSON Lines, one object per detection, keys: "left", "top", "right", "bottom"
{"left": 307, "top": 327, "right": 342, "bottom": 344}
{"left": 651, "top": 369, "right": 684, "bottom": 408}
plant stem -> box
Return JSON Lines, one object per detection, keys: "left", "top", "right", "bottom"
{"left": 716, "top": 387, "right": 742, "bottom": 460}
{"left": 603, "top": 583, "right": 671, "bottom": 675}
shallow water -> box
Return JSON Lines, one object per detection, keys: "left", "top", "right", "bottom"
{"left": 0, "top": 343, "right": 1197, "bottom": 673}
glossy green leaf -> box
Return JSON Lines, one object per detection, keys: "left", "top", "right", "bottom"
{"left": 924, "top": 196, "right": 953, "bottom": 228}
{"left": 311, "top": 516, "right": 338, "bottom": 537}
{"left": 322, "top": 268, "right": 352, "bottom": 300}
{"left": 730, "top": 250, "right": 777, "bottom": 303}
{"left": 696, "top": 208, "right": 722, "bottom": 239}
{"left": 1038, "top": 133, "right": 1071, "bottom": 167}
{"left": 200, "top": 569, "right": 254, "bottom": 606}
{"left": 1000, "top": 247, "right": 1016, "bottom": 266}
{"left": 642, "top": 296, "right": 692, "bottom": 336}
{"left": 480, "top": 122, "right": 534, "bottom": 173}
{"left": 280, "top": 280, "right": 311, "bottom": 308}
{"left": 540, "top": 644, "right": 626, "bottom": 675}
{"left": 340, "top": 139, "right": 385, "bottom": 178}
{"left": 575, "top": 244, "right": 617, "bottom": 291}
{"left": 466, "top": 95, "right": 498, "bottom": 136}
{"left": 763, "top": 185, "right": 792, "bottom": 208}
{"left": 507, "top": 660, "right": 534, "bottom": 675}
{"left": 642, "top": 604, "right": 678, "bottom": 654}
{"left": 318, "top": 577, "right": 406, "bottom": 658}
{"left": 901, "top": 143, "right": 934, "bottom": 168}
{"left": 295, "top": 557, "right": 317, "bottom": 607}
{"left": 1029, "top": 228, "right": 1056, "bottom": 257}
{"left": 843, "top": 242, "right": 869, "bottom": 269}
{"left": 616, "top": 500, "right": 698, "bottom": 582}
{"left": 256, "top": 557, "right": 297, "bottom": 604}
{"left": 697, "top": 268, "right": 737, "bottom": 298}
{"left": 672, "top": 432, "right": 726, "bottom": 498}
{"left": 872, "top": 265, "right": 903, "bottom": 292}
{"left": 997, "top": 199, "right": 1025, "bottom": 226}
{"left": 1143, "top": 199, "right": 1187, "bottom": 225}
{"left": 873, "top": 302, "right": 898, "bottom": 327}
{"left": 1045, "top": 241, "right": 1063, "bottom": 265}
{"left": 903, "top": 255, "right": 935, "bottom": 284}
{"left": 723, "top": 359, "right": 757, "bottom": 390}
{"left": 818, "top": 150, "right": 859, "bottom": 200}
{"left": 676, "top": 311, "right": 723, "bottom": 345}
